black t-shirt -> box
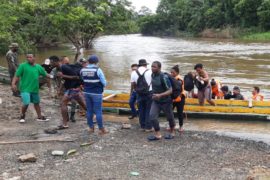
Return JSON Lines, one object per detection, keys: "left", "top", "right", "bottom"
{"left": 61, "top": 64, "right": 82, "bottom": 89}
{"left": 41, "top": 64, "right": 53, "bottom": 74}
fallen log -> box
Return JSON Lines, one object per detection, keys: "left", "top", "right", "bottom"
{"left": 0, "top": 138, "right": 75, "bottom": 145}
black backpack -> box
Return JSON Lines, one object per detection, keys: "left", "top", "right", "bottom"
{"left": 194, "top": 78, "right": 207, "bottom": 90}
{"left": 161, "top": 73, "right": 182, "bottom": 100}
{"left": 135, "top": 70, "right": 150, "bottom": 95}
{"left": 184, "top": 74, "right": 194, "bottom": 91}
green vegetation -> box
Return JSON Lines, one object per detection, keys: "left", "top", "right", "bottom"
{"left": 242, "top": 31, "right": 270, "bottom": 41}
{"left": 139, "top": 0, "right": 270, "bottom": 39}
{"left": 0, "top": 0, "right": 139, "bottom": 58}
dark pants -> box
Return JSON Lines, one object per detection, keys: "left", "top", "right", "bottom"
{"left": 150, "top": 101, "right": 175, "bottom": 132}
{"left": 173, "top": 96, "right": 185, "bottom": 127}
{"left": 9, "top": 70, "right": 20, "bottom": 96}
{"left": 137, "top": 93, "right": 152, "bottom": 130}
{"left": 129, "top": 91, "right": 138, "bottom": 116}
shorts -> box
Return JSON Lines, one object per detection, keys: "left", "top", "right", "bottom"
{"left": 64, "top": 88, "right": 83, "bottom": 101}
{"left": 21, "top": 92, "right": 40, "bottom": 105}
{"left": 198, "top": 85, "right": 212, "bottom": 104}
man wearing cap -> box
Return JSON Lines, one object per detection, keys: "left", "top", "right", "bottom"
{"left": 232, "top": 86, "right": 245, "bottom": 100}
{"left": 131, "top": 59, "right": 153, "bottom": 132}
{"left": 6, "top": 43, "right": 20, "bottom": 96}
{"left": 80, "top": 55, "right": 108, "bottom": 135}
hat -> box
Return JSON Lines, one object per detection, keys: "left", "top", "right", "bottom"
{"left": 138, "top": 59, "right": 148, "bottom": 66}
{"left": 221, "top": 86, "right": 229, "bottom": 92}
{"left": 210, "top": 79, "right": 216, "bottom": 86}
{"left": 79, "top": 58, "right": 87, "bottom": 63}
{"left": 88, "top": 55, "right": 99, "bottom": 63}
{"left": 9, "top": 43, "right": 19, "bottom": 48}
{"left": 233, "top": 86, "right": 240, "bottom": 91}
{"left": 44, "top": 59, "right": 50, "bottom": 65}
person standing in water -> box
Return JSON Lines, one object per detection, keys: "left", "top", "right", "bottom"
{"left": 170, "top": 65, "right": 185, "bottom": 134}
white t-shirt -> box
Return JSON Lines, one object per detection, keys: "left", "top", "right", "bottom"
{"left": 130, "top": 66, "right": 152, "bottom": 91}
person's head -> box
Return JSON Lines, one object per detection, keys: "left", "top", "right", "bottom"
{"left": 233, "top": 86, "right": 240, "bottom": 95}
{"left": 131, "top": 64, "right": 138, "bottom": 71}
{"left": 138, "top": 59, "right": 148, "bottom": 67}
{"left": 151, "top": 61, "right": 161, "bottom": 74}
{"left": 187, "top": 71, "right": 196, "bottom": 79}
{"left": 61, "top": 56, "right": 69, "bottom": 65}
{"left": 88, "top": 55, "right": 99, "bottom": 64}
{"left": 194, "top": 63, "right": 203, "bottom": 74}
{"left": 79, "top": 58, "right": 88, "bottom": 67}
{"left": 210, "top": 79, "right": 216, "bottom": 87}
{"left": 252, "top": 86, "right": 260, "bottom": 95}
{"left": 49, "top": 56, "right": 60, "bottom": 68}
{"left": 9, "top": 43, "right": 19, "bottom": 52}
{"left": 171, "top": 65, "right": 179, "bottom": 77}
{"left": 26, "top": 53, "right": 35, "bottom": 64}
{"left": 221, "top": 86, "right": 229, "bottom": 94}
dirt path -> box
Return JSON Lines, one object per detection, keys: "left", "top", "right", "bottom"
{"left": 0, "top": 83, "right": 269, "bottom": 180}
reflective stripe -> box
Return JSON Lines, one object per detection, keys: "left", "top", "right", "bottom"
{"left": 84, "top": 79, "right": 101, "bottom": 83}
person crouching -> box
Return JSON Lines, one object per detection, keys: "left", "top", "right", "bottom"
{"left": 80, "top": 55, "right": 108, "bottom": 135}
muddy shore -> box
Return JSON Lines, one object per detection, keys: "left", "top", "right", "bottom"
{"left": 0, "top": 83, "right": 269, "bottom": 180}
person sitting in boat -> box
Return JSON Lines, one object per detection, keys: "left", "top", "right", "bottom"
{"left": 210, "top": 79, "right": 223, "bottom": 99}
{"left": 220, "top": 85, "right": 233, "bottom": 100}
{"left": 251, "top": 86, "right": 264, "bottom": 101}
{"left": 194, "top": 64, "right": 215, "bottom": 106}
{"left": 129, "top": 64, "right": 139, "bottom": 119}
{"left": 232, "top": 86, "right": 245, "bottom": 100}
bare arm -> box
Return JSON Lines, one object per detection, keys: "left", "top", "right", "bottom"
{"left": 11, "top": 76, "right": 19, "bottom": 92}
{"left": 130, "top": 82, "right": 136, "bottom": 95}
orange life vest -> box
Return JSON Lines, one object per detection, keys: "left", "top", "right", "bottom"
{"left": 252, "top": 94, "right": 264, "bottom": 101}
{"left": 173, "top": 75, "right": 185, "bottom": 103}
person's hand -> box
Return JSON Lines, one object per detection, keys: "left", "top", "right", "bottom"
{"left": 57, "top": 72, "right": 63, "bottom": 77}
{"left": 11, "top": 84, "right": 17, "bottom": 92}
{"left": 152, "top": 94, "right": 161, "bottom": 100}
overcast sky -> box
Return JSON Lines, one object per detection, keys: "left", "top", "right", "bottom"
{"left": 130, "top": 0, "right": 159, "bottom": 13}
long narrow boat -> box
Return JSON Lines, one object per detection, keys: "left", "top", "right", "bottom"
{"left": 0, "top": 66, "right": 10, "bottom": 84}
{"left": 103, "top": 93, "right": 270, "bottom": 121}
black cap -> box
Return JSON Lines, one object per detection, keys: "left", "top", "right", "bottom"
{"left": 138, "top": 59, "right": 148, "bottom": 66}
{"left": 233, "top": 86, "right": 240, "bottom": 91}
{"left": 221, "top": 86, "right": 229, "bottom": 92}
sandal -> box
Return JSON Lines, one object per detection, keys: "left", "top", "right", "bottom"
{"left": 147, "top": 135, "right": 162, "bottom": 141}
{"left": 164, "top": 134, "right": 175, "bottom": 140}
{"left": 57, "top": 125, "right": 69, "bottom": 130}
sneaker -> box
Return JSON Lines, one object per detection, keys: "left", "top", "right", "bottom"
{"left": 36, "top": 116, "right": 50, "bottom": 122}
{"left": 19, "top": 115, "right": 25, "bottom": 123}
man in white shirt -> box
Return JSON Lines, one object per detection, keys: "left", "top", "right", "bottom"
{"left": 131, "top": 59, "right": 153, "bottom": 131}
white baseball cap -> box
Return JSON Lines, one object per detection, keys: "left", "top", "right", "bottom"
{"left": 44, "top": 59, "right": 50, "bottom": 65}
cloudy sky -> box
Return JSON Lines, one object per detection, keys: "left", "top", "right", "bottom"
{"left": 130, "top": 0, "right": 159, "bottom": 12}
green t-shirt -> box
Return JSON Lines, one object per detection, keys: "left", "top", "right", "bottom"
{"left": 15, "top": 62, "right": 47, "bottom": 93}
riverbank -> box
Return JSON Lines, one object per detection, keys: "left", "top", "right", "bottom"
{"left": 0, "top": 83, "right": 270, "bottom": 179}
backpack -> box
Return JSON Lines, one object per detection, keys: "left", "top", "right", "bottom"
{"left": 135, "top": 70, "right": 150, "bottom": 95}
{"left": 184, "top": 74, "right": 194, "bottom": 91}
{"left": 161, "top": 73, "right": 182, "bottom": 100}
{"left": 194, "top": 78, "right": 207, "bottom": 91}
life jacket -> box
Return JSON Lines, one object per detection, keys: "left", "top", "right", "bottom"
{"left": 80, "top": 65, "right": 103, "bottom": 94}
{"left": 211, "top": 80, "right": 222, "bottom": 98}
{"left": 252, "top": 94, "right": 264, "bottom": 101}
{"left": 173, "top": 75, "right": 185, "bottom": 102}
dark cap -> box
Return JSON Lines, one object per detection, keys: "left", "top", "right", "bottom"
{"left": 138, "top": 59, "right": 148, "bottom": 66}
{"left": 233, "top": 86, "right": 240, "bottom": 91}
{"left": 221, "top": 85, "right": 229, "bottom": 92}
{"left": 79, "top": 58, "right": 87, "bottom": 63}
{"left": 210, "top": 79, "right": 216, "bottom": 86}
{"left": 88, "top": 55, "right": 99, "bottom": 63}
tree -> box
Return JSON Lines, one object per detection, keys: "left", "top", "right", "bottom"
{"left": 138, "top": 6, "right": 153, "bottom": 16}
{"left": 258, "top": 0, "right": 270, "bottom": 30}
{"left": 49, "top": 0, "right": 109, "bottom": 61}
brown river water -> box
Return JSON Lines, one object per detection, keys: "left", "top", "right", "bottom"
{"left": 0, "top": 34, "right": 270, "bottom": 143}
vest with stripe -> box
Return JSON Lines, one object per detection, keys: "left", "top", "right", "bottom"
{"left": 81, "top": 66, "right": 104, "bottom": 94}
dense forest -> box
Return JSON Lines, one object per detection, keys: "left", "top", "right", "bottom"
{"left": 139, "top": 0, "right": 270, "bottom": 37}
{"left": 0, "top": 0, "right": 139, "bottom": 56}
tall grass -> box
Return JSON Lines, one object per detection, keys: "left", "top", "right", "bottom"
{"left": 241, "top": 32, "right": 270, "bottom": 41}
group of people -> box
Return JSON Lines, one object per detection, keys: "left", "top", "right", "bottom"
{"left": 6, "top": 43, "right": 265, "bottom": 140}
{"left": 6, "top": 43, "right": 108, "bottom": 135}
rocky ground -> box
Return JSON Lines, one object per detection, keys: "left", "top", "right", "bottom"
{"left": 0, "top": 83, "right": 269, "bottom": 180}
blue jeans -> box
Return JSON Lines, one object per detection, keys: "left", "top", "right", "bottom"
{"left": 84, "top": 93, "right": 103, "bottom": 129}
{"left": 137, "top": 93, "right": 152, "bottom": 130}
{"left": 129, "top": 91, "right": 138, "bottom": 116}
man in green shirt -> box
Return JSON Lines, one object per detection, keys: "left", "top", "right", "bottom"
{"left": 12, "top": 53, "right": 53, "bottom": 123}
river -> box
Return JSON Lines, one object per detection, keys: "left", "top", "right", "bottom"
{"left": 1, "top": 34, "right": 270, "bottom": 144}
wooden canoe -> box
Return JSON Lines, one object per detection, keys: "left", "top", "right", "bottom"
{"left": 103, "top": 93, "right": 270, "bottom": 121}
{"left": 0, "top": 66, "right": 10, "bottom": 84}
